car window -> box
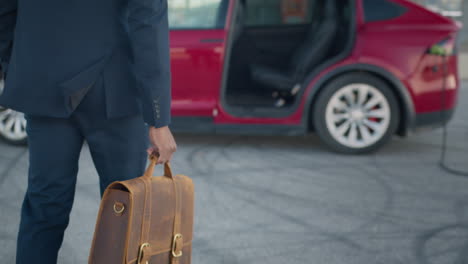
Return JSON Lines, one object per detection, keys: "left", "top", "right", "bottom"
{"left": 168, "top": 0, "right": 227, "bottom": 29}
{"left": 363, "top": 0, "right": 407, "bottom": 22}
{"left": 244, "top": 0, "right": 316, "bottom": 27}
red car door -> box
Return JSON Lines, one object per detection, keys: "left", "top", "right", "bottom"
{"left": 168, "top": 0, "right": 231, "bottom": 120}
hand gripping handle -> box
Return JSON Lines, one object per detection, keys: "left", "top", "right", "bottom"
{"left": 143, "top": 154, "right": 174, "bottom": 179}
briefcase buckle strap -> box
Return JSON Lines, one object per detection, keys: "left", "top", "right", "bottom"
{"left": 137, "top": 243, "right": 151, "bottom": 264}
{"left": 172, "top": 234, "right": 183, "bottom": 258}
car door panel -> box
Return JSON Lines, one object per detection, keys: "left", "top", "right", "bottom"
{"left": 170, "top": 30, "right": 226, "bottom": 117}
{"left": 168, "top": 0, "right": 230, "bottom": 118}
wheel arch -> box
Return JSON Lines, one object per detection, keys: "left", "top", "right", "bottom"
{"left": 302, "top": 63, "right": 415, "bottom": 136}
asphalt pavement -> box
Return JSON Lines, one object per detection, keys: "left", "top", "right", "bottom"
{"left": 0, "top": 82, "right": 467, "bottom": 264}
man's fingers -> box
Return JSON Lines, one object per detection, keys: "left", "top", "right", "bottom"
{"left": 147, "top": 145, "right": 173, "bottom": 164}
{"left": 148, "top": 126, "right": 176, "bottom": 164}
{"left": 156, "top": 151, "right": 170, "bottom": 164}
{"left": 147, "top": 147, "right": 160, "bottom": 156}
{"left": 146, "top": 148, "right": 154, "bottom": 155}
{"left": 156, "top": 147, "right": 175, "bottom": 164}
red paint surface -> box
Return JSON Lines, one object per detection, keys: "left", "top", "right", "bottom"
{"left": 170, "top": 30, "right": 226, "bottom": 117}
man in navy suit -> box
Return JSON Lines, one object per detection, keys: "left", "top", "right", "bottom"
{"left": 0, "top": 0, "right": 176, "bottom": 263}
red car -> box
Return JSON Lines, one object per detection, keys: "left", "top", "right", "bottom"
{"left": 0, "top": 0, "right": 461, "bottom": 153}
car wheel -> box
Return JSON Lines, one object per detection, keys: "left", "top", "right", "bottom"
{"left": 313, "top": 73, "right": 400, "bottom": 154}
{"left": 0, "top": 77, "right": 28, "bottom": 145}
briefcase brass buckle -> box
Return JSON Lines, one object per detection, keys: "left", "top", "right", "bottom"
{"left": 172, "top": 233, "right": 183, "bottom": 258}
{"left": 137, "top": 243, "right": 151, "bottom": 264}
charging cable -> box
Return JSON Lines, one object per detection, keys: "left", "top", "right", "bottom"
{"left": 438, "top": 54, "right": 468, "bottom": 177}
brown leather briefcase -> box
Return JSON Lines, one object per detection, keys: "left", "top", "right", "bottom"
{"left": 88, "top": 155, "right": 194, "bottom": 264}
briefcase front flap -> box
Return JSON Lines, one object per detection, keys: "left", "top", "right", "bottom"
{"left": 122, "top": 160, "right": 194, "bottom": 264}
{"left": 148, "top": 175, "right": 194, "bottom": 249}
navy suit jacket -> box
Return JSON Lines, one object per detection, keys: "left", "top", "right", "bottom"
{"left": 0, "top": 0, "right": 171, "bottom": 128}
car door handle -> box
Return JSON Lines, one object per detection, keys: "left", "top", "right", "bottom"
{"left": 199, "top": 38, "right": 224, "bottom": 43}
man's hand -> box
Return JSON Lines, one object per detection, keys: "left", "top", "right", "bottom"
{"left": 147, "top": 126, "right": 177, "bottom": 164}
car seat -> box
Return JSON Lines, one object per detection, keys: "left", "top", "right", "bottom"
{"left": 249, "top": 0, "right": 339, "bottom": 105}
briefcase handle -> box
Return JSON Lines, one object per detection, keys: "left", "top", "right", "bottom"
{"left": 143, "top": 154, "right": 174, "bottom": 179}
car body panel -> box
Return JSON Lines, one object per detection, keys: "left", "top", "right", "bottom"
{"left": 357, "top": 0, "right": 460, "bottom": 114}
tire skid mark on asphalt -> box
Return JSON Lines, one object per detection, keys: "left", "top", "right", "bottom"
{"left": 208, "top": 135, "right": 468, "bottom": 261}
{"left": 371, "top": 156, "right": 463, "bottom": 228}
{"left": 413, "top": 223, "right": 468, "bottom": 264}
{"left": 186, "top": 139, "right": 236, "bottom": 237}
{"left": 207, "top": 174, "right": 370, "bottom": 253}
{"left": 204, "top": 165, "right": 390, "bottom": 256}
{"left": 453, "top": 194, "right": 468, "bottom": 223}
{"left": 183, "top": 138, "right": 372, "bottom": 260}
{"left": 0, "top": 147, "right": 27, "bottom": 188}
{"left": 196, "top": 133, "right": 395, "bottom": 237}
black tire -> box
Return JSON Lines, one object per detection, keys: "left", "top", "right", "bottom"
{"left": 312, "top": 73, "right": 400, "bottom": 154}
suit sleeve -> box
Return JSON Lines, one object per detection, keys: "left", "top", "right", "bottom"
{"left": 0, "top": 0, "right": 17, "bottom": 76}
{"left": 127, "top": 0, "right": 172, "bottom": 128}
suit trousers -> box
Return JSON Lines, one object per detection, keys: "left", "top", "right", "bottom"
{"left": 15, "top": 74, "right": 149, "bottom": 264}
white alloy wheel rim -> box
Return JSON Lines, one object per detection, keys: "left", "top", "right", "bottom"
{"left": 0, "top": 109, "right": 27, "bottom": 141}
{"left": 0, "top": 78, "right": 27, "bottom": 141}
{"left": 325, "top": 83, "right": 391, "bottom": 149}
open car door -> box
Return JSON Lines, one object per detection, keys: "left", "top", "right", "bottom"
{"left": 168, "top": 0, "right": 231, "bottom": 131}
